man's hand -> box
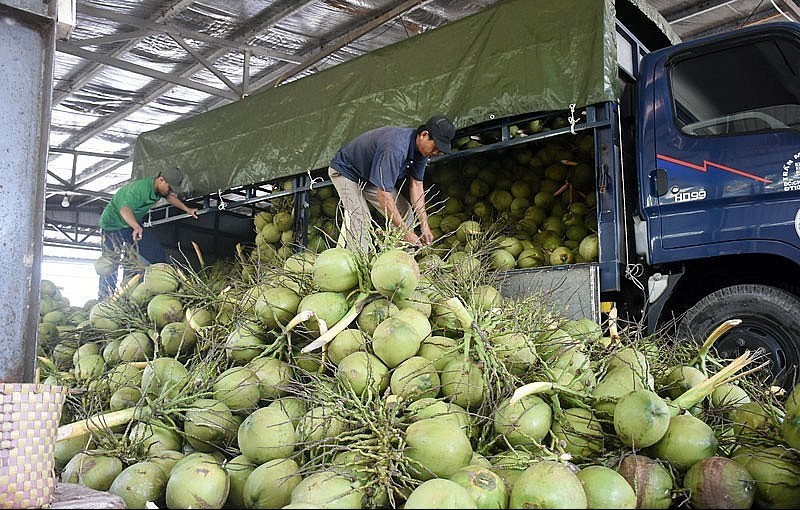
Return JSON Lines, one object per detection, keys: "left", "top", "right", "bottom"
{"left": 131, "top": 224, "right": 143, "bottom": 242}
{"left": 186, "top": 207, "right": 199, "bottom": 219}
{"left": 419, "top": 222, "right": 434, "bottom": 246}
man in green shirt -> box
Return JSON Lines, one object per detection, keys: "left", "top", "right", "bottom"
{"left": 98, "top": 167, "right": 198, "bottom": 298}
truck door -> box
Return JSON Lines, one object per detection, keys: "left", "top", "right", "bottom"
{"left": 643, "top": 24, "right": 800, "bottom": 265}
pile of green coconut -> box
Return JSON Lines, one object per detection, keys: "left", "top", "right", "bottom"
{"left": 37, "top": 222, "right": 800, "bottom": 509}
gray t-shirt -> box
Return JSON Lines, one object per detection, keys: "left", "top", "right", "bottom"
{"left": 330, "top": 126, "right": 427, "bottom": 192}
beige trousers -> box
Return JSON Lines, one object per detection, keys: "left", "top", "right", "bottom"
{"left": 328, "top": 166, "right": 415, "bottom": 253}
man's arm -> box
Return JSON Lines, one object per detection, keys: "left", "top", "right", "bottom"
{"left": 408, "top": 178, "right": 432, "bottom": 245}
{"left": 119, "top": 206, "right": 144, "bottom": 241}
{"left": 166, "top": 193, "right": 199, "bottom": 218}
{"left": 375, "top": 188, "right": 422, "bottom": 246}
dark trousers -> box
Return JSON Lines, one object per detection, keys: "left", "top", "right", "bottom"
{"left": 98, "top": 227, "right": 167, "bottom": 299}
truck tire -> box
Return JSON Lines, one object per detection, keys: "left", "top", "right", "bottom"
{"left": 677, "top": 284, "right": 800, "bottom": 387}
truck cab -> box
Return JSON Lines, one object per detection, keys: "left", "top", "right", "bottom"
{"left": 629, "top": 22, "right": 800, "bottom": 385}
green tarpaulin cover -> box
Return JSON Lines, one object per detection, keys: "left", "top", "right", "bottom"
{"left": 132, "top": 0, "right": 676, "bottom": 197}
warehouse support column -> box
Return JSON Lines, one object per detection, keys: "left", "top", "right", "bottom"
{"left": 0, "top": 1, "right": 61, "bottom": 382}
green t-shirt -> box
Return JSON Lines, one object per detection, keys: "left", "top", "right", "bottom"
{"left": 99, "top": 177, "right": 162, "bottom": 231}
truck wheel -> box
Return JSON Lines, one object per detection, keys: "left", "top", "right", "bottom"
{"left": 678, "top": 284, "right": 800, "bottom": 387}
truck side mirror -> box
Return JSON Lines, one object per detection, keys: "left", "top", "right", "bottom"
{"left": 651, "top": 168, "right": 668, "bottom": 197}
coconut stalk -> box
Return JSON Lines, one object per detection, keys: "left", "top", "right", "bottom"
{"left": 300, "top": 292, "right": 375, "bottom": 353}
{"left": 509, "top": 381, "right": 589, "bottom": 406}
{"left": 668, "top": 349, "right": 759, "bottom": 415}
{"left": 56, "top": 406, "right": 149, "bottom": 443}
{"left": 689, "top": 318, "right": 742, "bottom": 375}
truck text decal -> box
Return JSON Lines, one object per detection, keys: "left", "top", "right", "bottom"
{"left": 783, "top": 151, "right": 800, "bottom": 191}
{"left": 657, "top": 154, "right": 772, "bottom": 184}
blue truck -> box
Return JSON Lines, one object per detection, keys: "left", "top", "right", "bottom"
{"left": 132, "top": 1, "right": 800, "bottom": 386}
{"left": 613, "top": 20, "right": 800, "bottom": 385}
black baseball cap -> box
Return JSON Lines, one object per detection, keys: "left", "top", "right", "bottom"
{"left": 158, "top": 167, "right": 184, "bottom": 194}
{"left": 425, "top": 115, "right": 456, "bottom": 154}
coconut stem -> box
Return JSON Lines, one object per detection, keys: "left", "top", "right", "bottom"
{"left": 669, "top": 349, "right": 756, "bottom": 415}
{"left": 56, "top": 406, "right": 144, "bottom": 443}
{"left": 301, "top": 293, "right": 374, "bottom": 353}
{"left": 509, "top": 381, "right": 586, "bottom": 405}
{"left": 191, "top": 241, "right": 205, "bottom": 268}
{"left": 691, "top": 319, "right": 742, "bottom": 374}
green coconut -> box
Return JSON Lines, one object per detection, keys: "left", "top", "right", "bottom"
{"left": 683, "top": 456, "right": 755, "bottom": 509}
{"left": 212, "top": 366, "right": 261, "bottom": 413}
{"left": 440, "top": 359, "right": 486, "bottom": 409}
{"left": 296, "top": 291, "right": 350, "bottom": 334}
{"left": 142, "top": 262, "right": 180, "bottom": 293}
{"left": 312, "top": 247, "right": 360, "bottom": 292}
{"left": 371, "top": 315, "right": 425, "bottom": 368}
{"left": 392, "top": 306, "right": 433, "bottom": 339}
{"left": 489, "top": 450, "right": 537, "bottom": 492}
{"left": 660, "top": 365, "right": 706, "bottom": 400}
{"left": 336, "top": 351, "right": 390, "bottom": 396}
{"left": 390, "top": 356, "right": 440, "bottom": 402}
{"left": 117, "top": 331, "right": 154, "bottom": 362}
{"left": 405, "top": 417, "right": 474, "bottom": 481}
{"left": 253, "top": 286, "right": 301, "bottom": 329}
{"left": 615, "top": 454, "right": 674, "bottom": 509}
{"left": 734, "top": 445, "right": 800, "bottom": 508}
{"left": 356, "top": 298, "right": 399, "bottom": 336}
{"left": 613, "top": 389, "right": 671, "bottom": 448}
{"left": 183, "top": 398, "right": 237, "bottom": 452}
{"left": 73, "top": 353, "right": 105, "bottom": 381}
{"left": 576, "top": 465, "right": 636, "bottom": 509}
{"left": 237, "top": 406, "right": 296, "bottom": 464}
{"left": 61, "top": 450, "right": 124, "bottom": 491}
{"left": 649, "top": 414, "right": 718, "bottom": 472}
{"left": 54, "top": 433, "right": 92, "bottom": 472}
{"left": 225, "top": 321, "right": 269, "bottom": 364}
{"left": 140, "top": 357, "right": 190, "bottom": 400}
{"left": 222, "top": 455, "right": 254, "bottom": 509}
{"left": 710, "top": 383, "right": 751, "bottom": 408}
{"left": 370, "top": 248, "right": 420, "bottom": 301}
{"left": 550, "top": 407, "right": 604, "bottom": 460}
{"left": 405, "top": 398, "right": 471, "bottom": 433}
{"left": 417, "top": 335, "right": 460, "bottom": 371}
{"left": 242, "top": 457, "right": 301, "bottom": 509}
{"left": 405, "top": 478, "right": 478, "bottom": 509}
{"left": 493, "top": 394, "right": 552, "bottom": 448}
{"left": 146, "top": 449, "right": 184, "bottom": 477}
{"left": 267, "top": 396, "right": 307, "bottom": 426}
{"left": 592, "top": 365, "right": 651, "bottom": 417}
{"left": 165, "top": 453, "right": 229, "bottom": 509}
{"left": 108, "top": 460, "right": 168, "bottom": 509}
{"left": 326, "top": 328, "right": 368, "bottom": 365}
{"left": 159, "top": 321, "right": 197, "bottom": 356}
{"left": 296, "top": 405, "right": 348, "bottom": 443}
{"left": 509, "top": 460, "right": 588, "bottom": 509}
{"left": 490, "top": 331, "right": 536, "bottom": 375}
{"left": 246, "top": 356, "right": 293, "bottom": 400}
{"left": 449, "top": 464, "right": 508, "bottom": 509}
{"left": 185, "top": 306, "right": 214, "bottom": 330}
{"left": 89, "top": 300, "right": 120, "bottom": 331}
{"left": 109, "top": 386, "right": 142, "bottom": 411}
{"left": 290, "top": 471, "right": 363, "bottom": 509}
{"left": 395, "top": 288, "right": 433, "bottom": 317}
{"left": 146, "top": 294, "right": 184, "bottom": 329}
{"left": 128, "top": 420, "right": 182, "bottom": 455}
{"left": 782, "top": 406, "right": 800, "bottom": 449}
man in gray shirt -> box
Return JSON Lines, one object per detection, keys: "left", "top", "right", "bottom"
{"left": 328, "top": 115, "right": 455, "bottom": 253}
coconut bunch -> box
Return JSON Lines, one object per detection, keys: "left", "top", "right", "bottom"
{"left": 39, "top": 225, "right": 800, "bottom": 509}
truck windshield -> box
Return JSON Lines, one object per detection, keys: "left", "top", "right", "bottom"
{"left": 670, "top": 35, "right": 800, "bottom": 136}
